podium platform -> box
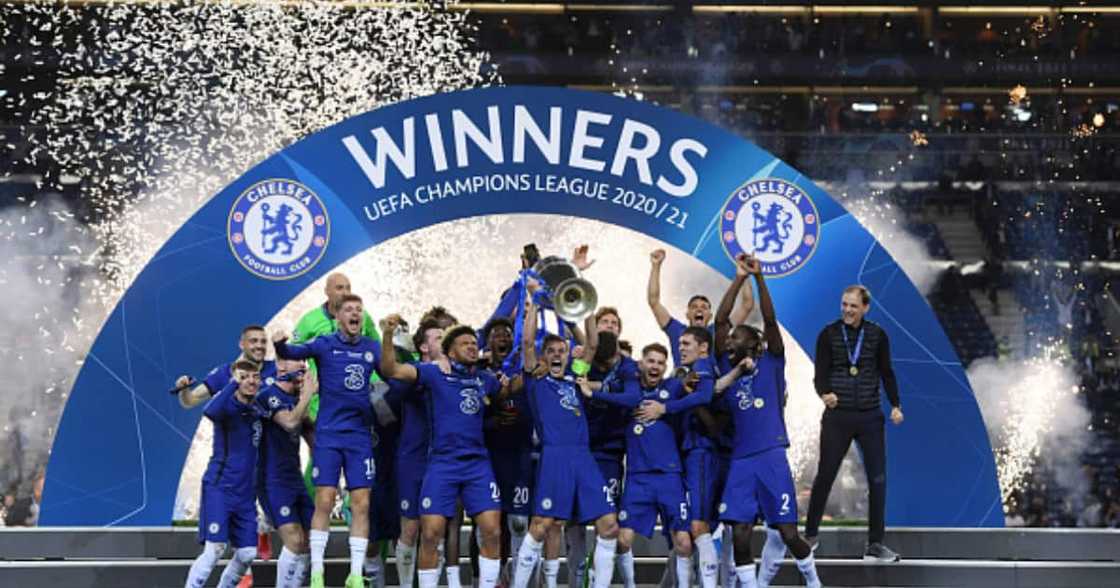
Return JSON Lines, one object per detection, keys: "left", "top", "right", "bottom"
{"left": 1, "top": 527, "right": 1118, "bottom": 587}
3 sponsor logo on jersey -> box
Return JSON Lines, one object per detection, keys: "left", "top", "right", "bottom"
{"left": 459, "top": 389, "right": 482, "bottom": 415}
{"left": 719, "top": 178, "right": 820, "bottom": 277}
{"left": 228, "top": 178, "right": 330, "bottom": 281}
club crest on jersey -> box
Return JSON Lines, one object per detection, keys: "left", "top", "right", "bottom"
{"left": 228, "top": 178, "right": 330, "bottom": 280}
{"left": 265, "top": 376, "right": 275, "bottom": 386}
{"left": 280, "top": 506, "right": 291, "bottom": 517}
{"left": 658, "top": 389, "right": 670, "bottom": 400}
{"left": 209, "top": 522, "right": 220, "bottom": 534}
{"left": 400, "top": 499, "right": 410, "bottom": 510}
{"left": 364, "top": 351, "right": 374, "bottom": 363}
{"left": 719, "top": 178, "right": 820, "bottom": 277}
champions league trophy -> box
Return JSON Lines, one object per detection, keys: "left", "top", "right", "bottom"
{"left": 523, "top": 243, "right": 598, "bottom": 324}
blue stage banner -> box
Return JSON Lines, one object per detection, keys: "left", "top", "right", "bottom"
{"left": 43, "top": 86, "right": 1003, "bottom": 527}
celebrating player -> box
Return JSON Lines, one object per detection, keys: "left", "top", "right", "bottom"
{"left": 273, "top": 294, "right": 383, "bottom": 588}
{"left": 511, "top": 288, "right": 620, "bottom": 588}
{"left": 379, "top": 316, "right": 510, "bottom": 588}
{"left": 714, "top": 255, "right": 821, "bottom": 588}
{"left": 578, "top": 342, "right": 695, "bottom": 588}
{"left": 184, "top": 361, "right": 265, "bottom": 588}
{"left": 394, "top": 319, "right": 443, "bottom": 588}
{"left": 568, "top": 306, "right": 636, "bottom": 588}
{"left": 175, "top": 325, "right": 276, "bottom": 409}
{"left": 255, "top": 358, "right": 317, "bottom": 588}
{"left": 633, "top": 325, "right": 719, "bottom": 588}
{"left": 480, "top": 317, "right": 536, "bottom": 584}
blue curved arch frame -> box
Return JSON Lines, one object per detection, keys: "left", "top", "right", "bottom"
{"left": 43, "top": 87, "right": 1003, "bottom": 527}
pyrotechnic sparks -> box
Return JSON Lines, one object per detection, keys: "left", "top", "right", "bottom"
{"left": 908, "top": 129, "right": 928, "bottom": 147}
{"left": 1009, "top": 84, "right": 1028, "bottom": 106}
{"left": 1072, "top": 123, "right": 1097, "bottom": 138}
{"left": 971, "top": 343, "right": 1084, "bottom": 508}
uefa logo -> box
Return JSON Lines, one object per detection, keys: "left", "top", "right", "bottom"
{"left": 719, "top": 178, "right": 820, "bottom": 277}
{"left": 228, "top": 179, "right": 330, "bottom": 280}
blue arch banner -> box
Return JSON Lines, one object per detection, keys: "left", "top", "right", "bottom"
{"left": 44, "top": 86, "right": 1003, "bottom": 527}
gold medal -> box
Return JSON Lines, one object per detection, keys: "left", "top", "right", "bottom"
{"left": 849, "top": 365, "right": 859, "bottom": 377}
{"left": 633, "top": 424, "right": 644, "bottom": 435}
{"left": 574, "top": 409, "right": 581, "bottom": 417}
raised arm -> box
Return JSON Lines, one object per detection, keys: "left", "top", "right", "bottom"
{"left": 273, "top": 372, "right": 317, "bottom": 432}
{"left": 728, "top": 271, "right": 755, "bottom": 327}
{"left": 647, "top": 249, "right": 672, "bottom": 329}
{"left": 522, "top": 286, "right": 540, "bottom": 373}
{"left": 715, "top": 255, "right": 751, "bottom": 355}
{"left": 747, "top": 256, "right": 784, "bottom": 357}
{"left": 583, "top": 312, "right": 599, "bottom": 360}
{"left": 272, "top": 330, "right": 317, "bottom": 361}
{"left": 378, "top": 316, "right": 419, "bottom": 382}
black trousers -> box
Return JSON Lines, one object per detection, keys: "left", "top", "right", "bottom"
{"left": 805, "top": 408, "right": 887, "bottom": 543}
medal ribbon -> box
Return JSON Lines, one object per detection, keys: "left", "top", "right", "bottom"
{"left": 841, "top": 325, "right": 864, "bottom": 371}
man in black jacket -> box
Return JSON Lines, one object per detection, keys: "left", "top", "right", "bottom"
{"left": 805, "top": 285, "right": 904, "bottom": 562}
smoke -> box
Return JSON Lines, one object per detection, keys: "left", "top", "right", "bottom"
{"left": 0, "top": 194, "right": 101, "bottom": 497}
{"left": 831, "top": 181, "right": 946, "bottom": 297}
{"left": 968, "top": 348, "right": 1091, "bottom": 511}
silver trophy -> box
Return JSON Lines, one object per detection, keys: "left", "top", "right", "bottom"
{"left": 533, "top": 255, "right": 598, "bottom": 323}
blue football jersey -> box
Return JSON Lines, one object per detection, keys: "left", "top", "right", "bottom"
{"left": 722, "top": 351, "right": 789, "bottom": 458}
{"left": 591, "top": 377, "right": 686, "bottom": 473}
{"left": 523, "top": 373, "right": 590, "bottom": 448}
{"left": 275, "top": 332, "right": 382, "bottom": 449}
{"left": 674, "top": 356, "right": 717, "bottom": 452}
{"left": 417, "top": 362, "right": 502, "bottom": 459}
{"left": 585, "top": 355, "right": 639, "bottom": 456}
{"left": 202, "top": 380, "right": 266, "bottom": 500}
{"left": 254, "top": 384, "right": 304, "bottom": 488}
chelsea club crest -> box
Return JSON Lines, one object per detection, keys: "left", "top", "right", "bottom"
{"left": 228, "top": 179, "right": 330, "bottom": 280}
{"left": 719, "top": 178, "right": 820, "bottom": 277}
